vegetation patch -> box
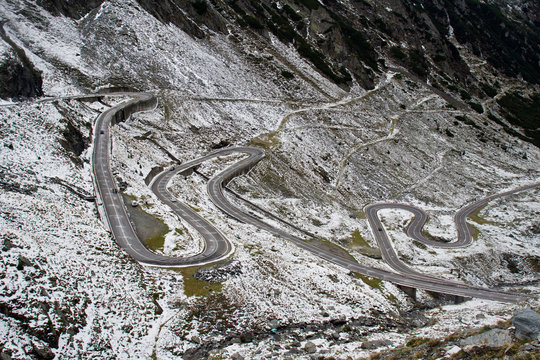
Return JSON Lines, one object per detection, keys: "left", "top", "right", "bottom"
{"left": 469, "top": 224, "right": 481, "bottom": 241}
{"left": 351, "top": 210, "right": 367, "bottom": 219}
{"left": 497, "top": 92, "right": 540, "bottom": 147}
{"left": 455, "top": 115, "right": 481, "bottom": 130}
{"left": 173, "top": 266, "right": 223, "bottom": 297}
{"left": 355, "top": 273, "right": 382, "bottom": 290}
{"left": 281, "top": 70, "right": 295, "bottom": 79}
{"left": 429, "top": 0, "right": 540, "bottom": 84}
{"left": 468, "top": 206, "right": 496, "bottom": 225}
{"left": 295, "top": 35, "right": 352, "bottom": 84}
{"left": 350, "top": 229, "right": 370, "bottom": 248}
{"left": 328, "top": 11, "right": 378, "bottom": 71}
{"left": 468, "top": 101, "right": 483, "bottom": 114}
{"left": 250, "top": 132, "right": 280, "bottom": 150}
{"left": 191, "top": 0, "right": 208, "bottom": 15}
{"left": 308, "top": 238, "right": 357, "bottom": 262}
{"left": 121, "top": 194, "right": 169, "bottom": 251}
{"left": 294, "top": 0, "right": 320, "bottom": 11}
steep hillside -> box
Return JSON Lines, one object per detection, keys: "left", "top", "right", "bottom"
{"left": 0, "top": 0, "right": 538, "bottom": 359}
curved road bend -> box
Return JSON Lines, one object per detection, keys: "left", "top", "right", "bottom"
{"left": 365, "top": 181, "right": 540, "bottom": 280}
{"left": 93, "top": 94, "right": 533, "bottom": 301}
{"left": 205, "top": 147, "right": 533, "bottom": 302}
{"left": 93, "top": 93, "right": 233, "bottom": 267}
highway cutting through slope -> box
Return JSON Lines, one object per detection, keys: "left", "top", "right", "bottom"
{"left": 92, "top": 93, "right": 537, "bottom": 302}
{"left": 365, "top": 184, "right": 540, "bottom": 283}
{"left": 205, "top": 147, "right": 536, "bottom": 303}
{"left": 92, "top": 93, "right": 233, "bottom": 267}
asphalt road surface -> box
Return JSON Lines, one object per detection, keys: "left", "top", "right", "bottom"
{"left": 92, "top": 93, "right": 234, "bottom": 267}
{"left": 205, "top": 147, "right": 537, "bottom": 303}
{"left": 364, "top": 183, "right": 540, "bottom": 286}
{"left": 92, "top": 94, "right": 536, "bottom": 302}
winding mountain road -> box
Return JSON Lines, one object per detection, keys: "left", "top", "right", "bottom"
{"left": 92, "top": 93, "right": 537, "bottom": 302}
{"left": 365, "top": 183, "right": 540, "bottom": 284}
{"left": 205, "top": 147, "right": 535, "bottom": 303}
{"left": 92, "top": 93, "right": 232, "bottom": 266}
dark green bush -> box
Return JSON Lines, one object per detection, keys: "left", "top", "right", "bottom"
{"left": 468, "top": 101, "right": 483, "bottom": 113}
{"left": 459, "top": 89, "right": 472, "bottom": 101}
{"left": 498, "top": 93, "right": 540, "bottom": 129}
{"left": 407, "top": 49, "right": 429, "bottom": 77}
{"left": 244, "top": 14, "right": 264, "bottom": 29}
{"left": 281, "top": 70, "right": 295, "bottom": 79}
{"left": 481, "top": 82, "right": 497, "bottom": 97}
{"left": 295, "top": 36, "right": 350, "bottom": 84}
{"left": 191, "top": 0, "right": 208, "bottom": 15}
{"left": 295, "top": 0, "right": 320, "bottom": 10}
{"left": 390, "top": 46, "right": 407, "bottom": 60}
{"left": 283, "top": 4, "right": 302, "bottom": 21}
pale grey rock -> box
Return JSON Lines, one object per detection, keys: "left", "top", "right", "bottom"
{"left": 303, "top": 341, "right": 316, "bottom": 353}
{"left": 513, "top": 308, "right": 540, "bottom": 339}
{"left": 460, "top": 328, "right": 512, "bottom": 348}
{"left": 231, "top": 353, "right": 244, "bottom": 360}
{"left": 361, "top": 339, "right": 393, "bottom": 349}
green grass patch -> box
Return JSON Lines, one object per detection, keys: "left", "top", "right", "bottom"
{"left": 307, "top": 238, "right": 357, "bottom": 262}
{"left": 250, "top": 132, "right": 281, "bottom": 150}
{"left": 406, "top": 337, "right": 429, "bottom": 347}
{"left": 350, "top": 210, "right": 367, "bottom": 219}
{"left": 145, "top": 227, "right": 169, "bottom": 252}
{"left": 121, "top": 194, "right": 169, "bottom": 251}
{"left": 351, "top": 229, "right": 370, "bottom": 248}
{"left": 468, "top": 206, "right": 496, "bottom": 225}
{"left": 470, "top": 224, "right": 481, "bottom": 241}
{"left": 169, "top": 266, "right": 223, "bottom": 297}
{"left": 355, "top": 273, "right": 383, "bottom": 290}
{"left": 243, "top": 244, "right": 263, "bottom": 256}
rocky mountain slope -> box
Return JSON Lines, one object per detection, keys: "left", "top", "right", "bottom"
{"left": 0, "top": 0, "right": 539, "bottom": 359}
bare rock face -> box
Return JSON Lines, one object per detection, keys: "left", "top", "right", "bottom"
{"left": 0, "top": 23, "right": 43, "bottom": 100}
{"left": 135, "top": 0, "right": 229, "bottom": 38}
{"left": 460, "top": 328, "right": 512, "bottom": 349}
{"left": 513, "top": 308, "right": 540, "bottom": 339}
{"left": 36, "top": 0, "right": 105, "bottom": 19}
{"left": 0, "top": 51, "right": 42, "bottom": 99}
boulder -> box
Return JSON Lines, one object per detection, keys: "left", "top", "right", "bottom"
{"left": 361, "top": 339, "right": 393, "bottom": 349}
{"left": 32, "top": 341, "right": 54, "bottom": 360}
{"left": 230, "top": 353, "right": 244, "bottom": 360}
{"left": 191, "top": 335, "right": 201, "bottom": 344}
{"left": 513, "top": 308, "right": 540, "bottom": 339}
{"left": 267, "top": 319, "right": 280, "bottom": 329}
{"left": 460, "top": 328, "right": 512, "bottom": 348}
{"left": 303, "top": 341, "right": 316, "bottom": 353}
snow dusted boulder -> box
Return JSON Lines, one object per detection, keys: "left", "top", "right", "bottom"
{"left": 513, "top": 308, "right": 540, "bottom": 339}
{"left": 460, "top": 328, "right": 512, "bottom": 349}
{"left": 303, "top": 341, "right": 317, "bottom": 354}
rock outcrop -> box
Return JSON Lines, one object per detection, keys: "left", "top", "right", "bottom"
{"left": 513, "top": 308, "right": 540, "bottom": 339}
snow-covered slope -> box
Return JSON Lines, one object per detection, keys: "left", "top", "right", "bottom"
{"left": 0, "top": 0, "right": 539, "bottom": 359}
